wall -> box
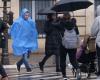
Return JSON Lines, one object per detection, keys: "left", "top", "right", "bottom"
{"left": 86, "top": 0, "right": 94, "bottom": 35}
{"left": 11, "top": 0, "right": 19, "bottom": 20}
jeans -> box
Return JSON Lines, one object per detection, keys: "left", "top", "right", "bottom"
{"left": 17, "top": 52, "right": 31, "bottom": 70}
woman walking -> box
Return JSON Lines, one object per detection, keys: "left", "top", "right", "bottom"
{"left": 60, "top": 13, "right": 81, "bottom": 80}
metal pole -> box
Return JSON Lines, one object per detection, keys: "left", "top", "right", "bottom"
{"left": 1, "top": 1, "right": 9, "bottom": 65}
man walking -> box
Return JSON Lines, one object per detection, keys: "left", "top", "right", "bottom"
{"left": 9, "top": 8, "right": 38, "bottom": 72}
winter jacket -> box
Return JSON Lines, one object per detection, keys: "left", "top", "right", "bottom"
{"left": 44, "top": 20, "right": 61, "bottom": 55}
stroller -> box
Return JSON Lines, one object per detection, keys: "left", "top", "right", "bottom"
{"left": 74, "top": 35, "right": 97, "bottom": 78}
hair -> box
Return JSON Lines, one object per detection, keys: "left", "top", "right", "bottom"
{"left": 63, "top": 12, "right": 71, "bottom": 20}
{"left": 47, "top": 14, "right": 53, "bottom": 21}
{"left": 71, "top": 18, "right": 77, "bottom": 24}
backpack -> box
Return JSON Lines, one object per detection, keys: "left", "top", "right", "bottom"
{"left": 62, "top": 28, "right": 79, "bottom": 49}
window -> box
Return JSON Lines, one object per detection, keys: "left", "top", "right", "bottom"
{"left": 35, "top": 0, "right": 55, "bottom": 20}
{"left": 35, "top": 0, "right": 56, "bottom": 35}
{"left": 19, "top": 0, "right": 32, "bottom": 17}
{"left": 19, "top": 0, "right": 56, "bottom": 37}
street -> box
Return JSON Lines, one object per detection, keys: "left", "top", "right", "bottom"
{"left": 1, "top": 53, "right": 97, "bottom": 80}
{"left": 4, "top": 65, "right": 97, "bottom": 80}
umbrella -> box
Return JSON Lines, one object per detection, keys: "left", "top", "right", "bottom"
{"left": 38, "top": 6, "right": 63, "bottom": 15}
{"left": 52, "top": 0, "right": 93, "bottom": 12}
{"left": 38, "top": 7, "right": 57, "bottom": 15}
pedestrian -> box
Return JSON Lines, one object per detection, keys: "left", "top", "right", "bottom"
{"left": 0, "top": 65, "right": 8, "bottom": 80}
{"left": 9, "top": 8, "right": 38, "bottom": 72}
{"left": 60, "top": 12, "right": 81, "bottom": 80}
{"left": 91, "top": 5, "right": 100, "bottom": 77}
{"left": 0, "top": 18, "right": 8, "bottom": 80}
{"left": 39, "top": 13, "right": 61, "bottom": 72}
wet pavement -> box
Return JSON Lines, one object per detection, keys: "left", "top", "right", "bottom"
{"left": 1, "top": 50, "right": 98, "bottom": 80}
{"left": 4, "top": 66, "right": 98, "bottom": 80}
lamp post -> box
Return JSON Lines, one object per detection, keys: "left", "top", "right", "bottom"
{"left": 1, "top": 0, "right": 10, "bottom": 65}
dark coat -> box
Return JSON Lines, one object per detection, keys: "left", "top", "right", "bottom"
{"left": 44, "top": 20, "right": 61, "bottom": 55}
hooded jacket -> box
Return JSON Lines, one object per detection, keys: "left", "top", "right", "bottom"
{"left": 91, "top": 5, "right": 100, "bottom": 47}
{"left": 9, "top": 8, "right": 38, "bottom": 56}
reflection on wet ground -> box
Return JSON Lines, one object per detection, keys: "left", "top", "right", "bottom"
{"left": 6, "top": 67, "right": 97, "bottom": 80}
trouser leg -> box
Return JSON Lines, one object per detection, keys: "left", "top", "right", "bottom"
{"left": 68, "top": 49, "right": 79, "bottom": 69}
{"left": 23, "top": 53, "right": 31, "bottom": 70}
{"left": 60, "top": 46, "right": 67, "bottom": 77}
{"left": 17, "top": 56, "right": 24, "bottom": 67}
{"left": 40, "top": 53, "right": 52, "bottom": 66}
{"left": 55, "top": 51, "right": 60, "bottom": 71}
{"left": 96, "top": 45, "right": 100, "bottom": 73}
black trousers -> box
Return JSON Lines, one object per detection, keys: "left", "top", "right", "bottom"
{"left": 40, "top": 51, "right": 60, "bottom": 71}
{"left": 96, "top": 45, "right": 100, "bottom": 73}
{"left": 60, "top": 45, "right": 79, "bottom": 77}
{"left": 0, "top": 64, "right": 7, "bottom": 77}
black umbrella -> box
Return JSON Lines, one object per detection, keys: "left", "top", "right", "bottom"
{"left": 38, "top": 8, "right": 56, "bottom": 15}
{"left": 52, "top": 0, "right": 93, "bottom": 12}
{"left": 38, "top": 7, "right": 63, "bottom": 15}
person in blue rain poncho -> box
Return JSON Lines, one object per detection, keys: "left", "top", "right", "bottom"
{"left": 9, "top": 8, "right": 38, "bottom": 72}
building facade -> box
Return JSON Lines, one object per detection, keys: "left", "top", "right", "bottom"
{"left": 0, "top": 0, "right": 99, "bottom": 54}
{"left": 0, "top": 0, "right": 99, "bottom": 36}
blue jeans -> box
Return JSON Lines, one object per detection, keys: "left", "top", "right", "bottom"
{"left": 17, "top": 53, "right": 31, "bottom": 70}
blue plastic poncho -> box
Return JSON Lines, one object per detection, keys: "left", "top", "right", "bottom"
{"left": 9, "top": 8, "right": 38, "bottom": 56}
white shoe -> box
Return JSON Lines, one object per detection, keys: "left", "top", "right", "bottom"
{"left": 63, "top": 77, "right": 70, "bottom": 80}
{"left": 68, "top": 63, "right": 72, "bottom": 68}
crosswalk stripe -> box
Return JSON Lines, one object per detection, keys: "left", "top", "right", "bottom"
{"left": 5, "top": 66, "right": 98, "bottom": 80}
{"left": 7, "top": 70, "right": 97, "bottom": 80}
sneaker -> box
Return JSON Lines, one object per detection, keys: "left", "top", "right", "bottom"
{"left": 63, "top": 77, "right": 69, "bottom": 80}
{"left": 63, "top": 76, "right": 69, "bottom": 80}
{"left": 76, "top": 69, "right": 81, "bottom": 80}
{"left": 26, "top": 68, "right": 32, "bottom": 72}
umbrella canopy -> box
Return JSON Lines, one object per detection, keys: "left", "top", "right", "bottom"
{"left": 38, "top": 6, "right": 63, "bottom": 15}
{"left": 52, "top": 0, "right": 93, "bottom": 12}
{"left": 38, "top": 7, "right": 57, "bottom": 15}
